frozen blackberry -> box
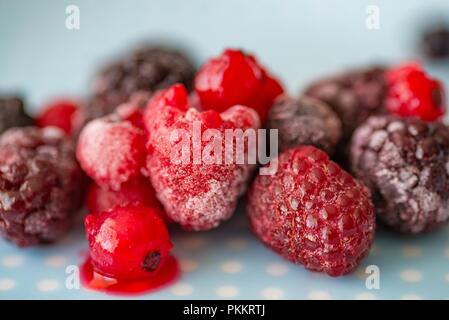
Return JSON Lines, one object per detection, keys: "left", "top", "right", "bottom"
{"left": 304, "top": 66, "right": 387, "bottom": 140}
{"left": 421, "top": 26, "right": 449, "bottom": 59}
{"left": 0, "top": 127, "right": 85, "bottom": 246}
{"left": 84, "top": 46, "right": 195, "bottom": 122}
{"left": 266, "top": 95, "right": 342, "bottom": 154}
{"left": 0, "top": 96, "right": 33, "bottom": 134}
{"left": 350, "top": 115, "right": 449, "bottom": 234}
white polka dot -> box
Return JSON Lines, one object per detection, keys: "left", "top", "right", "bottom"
{"left": 444, "top": 248, "right": 449, "bottom": 259}
{"left": 400, "top": 269, "right": 422, "bottom": 283}
{"left": 170, "top": 283, "right": 193, "bottom": 296}
{"left": 2, "top": 255, "right": 24, "bottom": 268}
{"left": 0, "top": 278, "right": 15, "bottom": 291}
{"left": 265, "top": 263, "right": 288, "bottom": 276}
{"left": 401, "top": 245, "right": 422, "bottom": 257}
{"left": 226, "top": 238, "right": 248, "bottom": 250}
{"left": 181, "top": 236, "right": 205, "bottom": 249}
{"left": 45, "top": 256, "right": 66, "bottom": 268}
{"left": 261, "top": 288, "right": 284, "bottom": 299}
{"left": 221, "top": 261, "right": 243, "bottom": 274}
{"left": 401, "top": 294, "right": 422, "bottom": 300}
{"left": 37, "top": 280, "right": 59, "bottom": 292}
{"left": 216, "top": 285, "right": 238, "bottom": 298}
{"left": 355, "top": 292, "right": 377, "bottom": 300}
{"left": 179, "top": 259, "right": 199, "bottom": 273}
{"left": 308, "top": 290, "right": 331, "bottom": 300}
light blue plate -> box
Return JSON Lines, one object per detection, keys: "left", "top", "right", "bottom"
{"left": 1, "top": 0, "right": 449, "bottom": 300}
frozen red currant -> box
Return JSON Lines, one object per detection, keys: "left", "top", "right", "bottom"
{"left": 76, "top": 105, "right": 146, "bottom": 190}
{"left": 37, "top": 99, "right": 80, "bottom": 135}
{"left": 386, "top": 62, "right": 446, "bottom": 121}
{"left": 84, "top": 206, "right": 172, "bottom": 280}
{"left": 195, "top": 49, "right": 284, "bottom": 122}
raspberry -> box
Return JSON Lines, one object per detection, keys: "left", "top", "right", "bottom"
{"left": 86, "top": 178, "right": 171, "bottom": 224}
{"left": 37, "top": 99, "right": 80, "bottom": 135}
{"left": 304, "top": 66, "right": 387, "bottom": 140}
{"left": 385, "top": 62, "right": 446, "bottom": 122}
{"left": 350, "top": 115, "right": 449, "bottom": 234}
{"left": 0, "top": 96, "right": 33, "bottom": 134}
{"left": 84, "top": 46, "right": 195, "bottom": 122}
{"left": 421, "top": 26, "right": 449, "bottom": 59}
{"left": 84, "top": 206, "right": 172, "bottom": 280}
{"left": 144, "top": 84, "right": 260, "bottom": 231}
{"left": 77, "top": 105, "right": 146, "bottom": 190}
{"left": 266, "top": 95, "right": 342, "bottom": 154}
{"left": 195, "top": 49, "right": 284, "bottom": 122}
{"left": 0, "top": 127, "right": 85, "bottom": 246}
{"left": 247, "top": 146, "right": 375, "bottom": 276}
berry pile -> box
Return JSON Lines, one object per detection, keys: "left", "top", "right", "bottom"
{"left": 2, "top": 45, "right": 449, "bottom": 288}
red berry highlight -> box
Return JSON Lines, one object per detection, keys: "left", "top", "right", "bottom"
{"left": 37, "top": 99, "right": 79, "bottom": 135}
{"left": 195, "top": 49, "right": 283, "bottom": 122}
{"left": 247, "top": 146, "right": 375, "bottom": 276}
{"left": 386, "top": 62, "right": 446, "bottom": 121}
{"left": 84, "top": 206, "right": 172, "bottom": 280}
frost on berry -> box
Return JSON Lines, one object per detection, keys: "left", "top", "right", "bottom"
{"left": 247, "top": 146, "right": 375, "bottom": 276}
{"left": 144, "top": 84, "right": 260, "bottom": 231}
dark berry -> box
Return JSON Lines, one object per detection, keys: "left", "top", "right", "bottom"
{"left": 77, "top": 105, "right": 146, "bottom": 191}
{"left": 37, "top": 99, "right": 80, "bottom": 135}
{"left": 351, "top": 115, "right": 449, "bottom": 234}
{"left": 386, "top": 62, "right": 446, "bottom": 122}
{"left": 195, "top": 49, "right": 284, "bottom": 122}
{"left": 83, "top": 46, "right": 195, "bottom": 122}
{"left": 144, "top": 84, "right": 260, "bottom": 231}
{"left": 0, "top": 96, "right": 33, "bottom": 134}
{"left": 0, "top": 127, "right": 85, "bottom": 246}
{"left": 247, "top": 146, "right": 375, "bottom": 276}
{"left": 266, "top": 95, "right": 342, "bottom": 154}
{"left": 84, "top": 206, "right": 172, "bottom": 280}
{"left": 304, "top": 66, "right": 387, "bottom": 140}
{"left": 421, "top": 26, "right": 449, "bottom": 59}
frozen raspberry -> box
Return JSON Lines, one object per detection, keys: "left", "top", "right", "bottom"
{"left": 0, "top": 96, "right": 33, "bottom": 134}
{"left": 421, "top": 26, "right": 449, "bottom": 59}
{"left": 247, "top": 146, "right": 375, "bottom": 276}
{"left": 86, "top": 178, "right": 171, "bottom": 224}
{"left": 37, "top": 99, "right": 80, "bottom": 135}
{"left": 0, "top": 127, "right": 85, "bottom": 246}
{"left": 385, "top": 62, "right": 446, "bottom": 122}
{"left": 266, "top": 95, "right": 342, "bottom": 154}
{"left": 77, "top": 105, "right": 146, "bottom": 191}
{"left": 304, "top": 66, "right": 387, "bottom": 140}
{"left": 84, "top": 46, "right": 195, "bottom": 122}
{"left": 85, "top": 205, "right": 172, "bottom": 280}
{"left": 195, "top": 49, "right": 284, "bottom": 122}
{"left": 350, "top": 115, "right": 449, "bottom": 234}
{"left": 144, "top": 84, "right": 260, "bottom": 231}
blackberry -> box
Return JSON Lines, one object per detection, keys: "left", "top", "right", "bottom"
{"left": 0, "top": 96, "right": 33, "bottom": 134}
{"left": 266, "top": 95, "right": 342, "bottom": 154}
{"left": 304, "top": 66, "right": 387, "bottom": 140}
{"left": 0, "top": 127, "right": 85, "bottom": 246}
{"left": 421, "top": 26, "right": 449, "bottom": 59}
{"left": 350, "top": 115, "right": 449, "bottom": 234}
{"left": 84, "top": 46, "right": 195, "bottom": 122}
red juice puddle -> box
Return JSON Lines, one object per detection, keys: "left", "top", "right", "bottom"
{"left": 80, "top": 255, "right": 180, "bottom": 295}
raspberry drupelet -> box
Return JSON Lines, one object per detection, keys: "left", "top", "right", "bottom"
{"left": 77, "top": 104, "right": 146, "bottom": 191}
{"left": 195, "top": 48, "right": 284, "bottom": 122}
{"left": 84, "top": 206, "right": 172, "bottom": 280}
{"left": 0, "top": 127, "right": 85, "bottom": 246}
{"left": 247, "top": 146, "right": 375, "bottom": 276}
{"left": 266, "top": 95, "right": 342, "bottom": 154}
{"left": 351, "top": 115, "right": 449, "bottom": 234}
{"left": 385, "top": 62, "right": 446, "bottom": 122}
{"left": 144, "top": 84, "right": 260, "bottom": 231}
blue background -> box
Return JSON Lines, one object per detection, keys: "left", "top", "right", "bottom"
{"left": 1, "top": 0, "right": 449, "bottom": 299}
